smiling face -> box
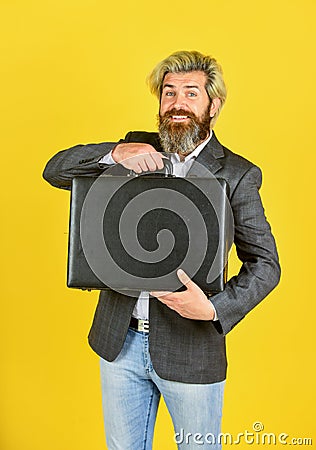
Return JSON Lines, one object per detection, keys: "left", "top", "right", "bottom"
{"left": 158, "top": 71, "right": 220, "bottom": 156}
{"left": 160, "top": 71, "right": 215, "bottom": 122}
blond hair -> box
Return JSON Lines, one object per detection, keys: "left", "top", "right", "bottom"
{"left": 148, "top": 50, "right": 227, "bottom": 125}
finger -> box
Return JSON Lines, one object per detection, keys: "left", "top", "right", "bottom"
{"left": 150, "top": 152, "right": 165, "bottom": 170}
{"left": 150, "top": 290, "right": 173, "bottom": 298}
{"left": 120, "top": 155, "right": 145, "bottom": 171}
{"left": 177, "top": 269, "right": 193, "bottom": 288}
{"left": 144, "top": 154, "right": 158, "bottom": 171}
{"left": 122, "top": 161, "right": 141, "bottom": 172}
{"left": 127, "top": 162, "right": 142, "bottom": 173}
{"left": 135, "top": 154, "right": 159, "bottom": 172}
{"left": 138, "top": 158, "right": 150, "bottom": 172}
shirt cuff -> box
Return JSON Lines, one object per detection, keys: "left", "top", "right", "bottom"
{"left": 99, "top": 150, "right": 116, "bottom": 166}
{"left": 210, "top": 301, "right": 218, "bottom": 321}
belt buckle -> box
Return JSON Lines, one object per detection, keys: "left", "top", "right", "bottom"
{"left": 138, "top": 319, "right": 149, "bottom": 333}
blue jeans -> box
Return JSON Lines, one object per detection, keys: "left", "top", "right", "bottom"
{"left": 100, "top": 328, "right": 225, "bottom": 450}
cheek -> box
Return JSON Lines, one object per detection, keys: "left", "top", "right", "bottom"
{"left": 160, "top": 101, "right": 169, "bottom": 115}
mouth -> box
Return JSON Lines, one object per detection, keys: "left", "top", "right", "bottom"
{"left": 170, "top": 115, "right": 190, "bottom": 122}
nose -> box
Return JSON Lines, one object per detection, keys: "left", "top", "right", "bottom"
{"left": 172, "top": 92, "right": 186, "bottom": 109}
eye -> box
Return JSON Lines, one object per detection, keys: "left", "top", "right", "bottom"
{"left": 187, "top": 92, "right": 197, "bottom": 97}
{"left": 165, "top": 91, "right": 175, "bottom": 97}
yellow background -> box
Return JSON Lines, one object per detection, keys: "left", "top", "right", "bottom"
{"left": 1, "top": 0, "right": 315, "bottom": 448}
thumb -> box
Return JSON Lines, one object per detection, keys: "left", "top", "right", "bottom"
{"left": 177, "top": 269, "right": 193, "bottom": 288}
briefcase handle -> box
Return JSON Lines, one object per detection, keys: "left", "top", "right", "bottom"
{"left": 129, "top": 157, "right": 173, "bottom": 178}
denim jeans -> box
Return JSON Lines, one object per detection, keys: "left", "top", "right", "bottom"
{"left": 100, "top": 328, "right": 225, "bottom": 450}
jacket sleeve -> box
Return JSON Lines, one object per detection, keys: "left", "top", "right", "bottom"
{"left": 211, "top": 165, "right": 281, "bottom": 334}
{"left": 42, "top": 141, "right": 117, "bottom": 190}
{"left": 42, "top": 131, "right": 161, "bottom": 190}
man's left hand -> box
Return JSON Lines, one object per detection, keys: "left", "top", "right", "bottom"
{"left": 150, "top": 269, "right": 215, "bottom": 321}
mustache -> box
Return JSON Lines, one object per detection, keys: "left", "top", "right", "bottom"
{"left": 160, "top": 108, "right": 196, "bottom": 120}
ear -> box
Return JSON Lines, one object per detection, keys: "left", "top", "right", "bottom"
{"left": 210, "top": 97, "right": 221, "bottom": 118}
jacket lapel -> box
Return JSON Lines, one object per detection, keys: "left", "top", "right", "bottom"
{"left": 187, "top": 132, "right": 224, "bottom": 177}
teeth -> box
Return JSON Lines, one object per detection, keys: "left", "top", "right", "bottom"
{"left": 172, "top": 115, "right": 188, "bottom": 119}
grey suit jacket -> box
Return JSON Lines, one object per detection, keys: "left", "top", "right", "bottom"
{"left": 43, "top": 131, "right": 280, "bottom": 383}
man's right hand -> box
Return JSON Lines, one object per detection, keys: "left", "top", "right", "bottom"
{"left": 112, "top": 143, "right": 165, "bottom": 174}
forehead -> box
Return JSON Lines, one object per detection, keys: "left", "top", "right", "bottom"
{"left": 162, "top": 71, "right": 207, "bottom": 90}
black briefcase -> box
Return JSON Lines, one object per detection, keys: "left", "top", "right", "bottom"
{"left": 67, "top": 166, "right": 232, "bottom": 295}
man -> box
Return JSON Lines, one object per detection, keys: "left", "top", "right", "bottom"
{"left": 43, "top": 50, "right": 280, "bottom": 449}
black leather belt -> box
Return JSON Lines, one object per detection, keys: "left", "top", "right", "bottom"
{"left": 130, "top": 317, "right": 149, "bottom": 333}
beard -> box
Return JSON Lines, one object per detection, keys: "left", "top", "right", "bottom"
{"left": 158, "top": 105, "right": 211, "bottom": 157}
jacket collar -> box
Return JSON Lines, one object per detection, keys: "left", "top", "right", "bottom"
{"left": 187, "top": 132, "right": 224, "bottom": 176}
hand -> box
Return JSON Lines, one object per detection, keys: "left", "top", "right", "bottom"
{"left": 112, "top": 143, "right": 165, "bottom": 174}
{"left": 150, "top": 269, "right": 215, "bottom": 321}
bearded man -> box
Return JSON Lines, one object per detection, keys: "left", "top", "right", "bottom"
{"left": 43, "top": 50, "right": 280, "bottom": 450}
